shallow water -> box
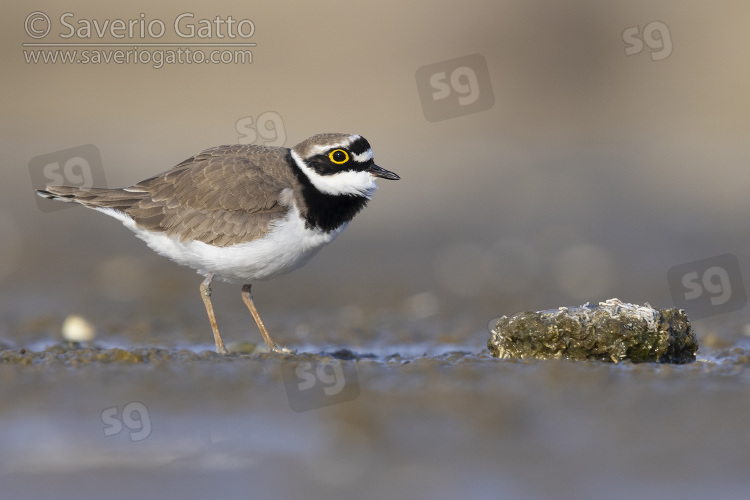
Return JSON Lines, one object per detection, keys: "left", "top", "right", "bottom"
{"left": 1, "top": 328, "right": 750, "bottom": 500}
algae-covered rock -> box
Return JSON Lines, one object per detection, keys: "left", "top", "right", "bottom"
{"left": 488, "top": 298, "right": 698, "bottom": 363}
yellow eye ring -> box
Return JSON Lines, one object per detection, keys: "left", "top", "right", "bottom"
{"left": 329, "top": 149, "right": 349, "bottom": 164}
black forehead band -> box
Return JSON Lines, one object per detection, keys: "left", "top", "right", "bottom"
{"left": 348, "top": 136, "right": 371, "bottom": 156}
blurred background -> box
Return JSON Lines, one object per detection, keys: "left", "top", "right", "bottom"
{"left": 4, "top": 0, "right": 750, "bottom": 347}
{"left": 4, "top": 2, "right": 750, "bottom": 499}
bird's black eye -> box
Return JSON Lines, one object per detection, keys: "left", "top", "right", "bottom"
{"left": 329, "top": 149, "right": 349, "bottom": 164}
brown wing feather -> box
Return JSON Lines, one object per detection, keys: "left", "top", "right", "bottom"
{"left": 42, "top": 144, "right": 300, "bottom": 247}
{"left": 128, "top": 145, "right": 298, "bottom": 246}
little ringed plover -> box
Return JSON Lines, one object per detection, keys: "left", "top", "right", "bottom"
{"left": 37, "top": 133, "right": 400, "bottom": 354}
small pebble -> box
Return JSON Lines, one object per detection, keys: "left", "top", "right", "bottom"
{"left": 61, "top": 314, "right": 96, "bottom": 342}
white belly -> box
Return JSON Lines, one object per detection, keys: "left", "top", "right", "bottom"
{"left": 104, "top": 204, "right": 346, "bottom": 283}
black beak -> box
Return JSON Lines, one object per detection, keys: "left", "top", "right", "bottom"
{"left": 367, "top": 163, "right": 400, "bottom": 180}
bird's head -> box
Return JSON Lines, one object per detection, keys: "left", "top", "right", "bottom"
{"left": 291, "top": 133, "right": 399, "bottom": 198}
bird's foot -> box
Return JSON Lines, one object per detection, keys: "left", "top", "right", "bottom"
{"left": 268, "top": 344, "right": 296, "bottom": 355}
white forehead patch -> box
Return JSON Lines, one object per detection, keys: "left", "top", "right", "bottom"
{"left": 291, "top": 150, "right": 378, "bottom": 198}
{"left": 352, "top": 148, "right": 373, "bottom": 163}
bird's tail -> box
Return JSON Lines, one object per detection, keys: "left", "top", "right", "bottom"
{"left": 36, "top": 186, "right": 145, "bottom": 211}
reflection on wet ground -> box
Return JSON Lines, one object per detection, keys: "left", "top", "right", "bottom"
{"left": 1, "top": 326, "right": 750, "bottom": 499}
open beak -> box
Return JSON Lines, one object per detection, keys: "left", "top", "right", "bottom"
{"left": 367, "top": 163, "right": 400, "bottom": 180}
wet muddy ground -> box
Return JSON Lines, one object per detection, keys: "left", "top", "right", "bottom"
{"left": 1, "top": 311, "right": 750, "bottom": 500}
